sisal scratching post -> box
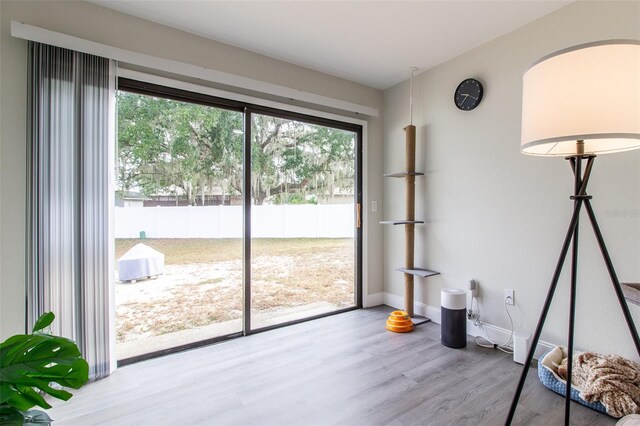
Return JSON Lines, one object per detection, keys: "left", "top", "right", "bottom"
{"left": 404, "top": 124, "right": 416, "bottom": 317}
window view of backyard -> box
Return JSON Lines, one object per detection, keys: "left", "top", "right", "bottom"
{"left": 115, "top": 87, "right": 357, "bottom": 360}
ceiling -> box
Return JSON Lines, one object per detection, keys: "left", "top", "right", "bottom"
{"left": 91, "top": 1, "right": 571, "bottom": 90}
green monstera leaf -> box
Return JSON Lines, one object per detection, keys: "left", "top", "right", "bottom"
{"left": 0, "top": 312, "right": 89, "bottom": 415}
{"left": 0, "top": 405, "right": 24, "bottom": 425}
{"left": 31, "top": 313, "right": 54, "bottom": 334}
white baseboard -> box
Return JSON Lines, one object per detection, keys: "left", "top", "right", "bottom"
{"left": 465, "top": 315, "right": 555, "bottom": 360}
{"left": 363, "top": 292, "right": 384, "bottom": 308}
{"left": 379, "top": 292, "right": 555, "bottom": 361}
{"left": 382, "top": 292, "right": 405, "bottom": 313}
{"left": 382, "top": 291, "right": 438, "bottom": 321}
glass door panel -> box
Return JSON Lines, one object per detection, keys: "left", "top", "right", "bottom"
{"left": 250, "top": 113, "right": 357, "bottom": 329}
{"left": 115, "top": 88, "right": 244, "bottom": 361}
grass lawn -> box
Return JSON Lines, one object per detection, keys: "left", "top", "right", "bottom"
{"left": 115, "top": 238, "right": 351, "bottom": 264}
{"left": 115, "top": 238, "right": 355, "bottom": 344}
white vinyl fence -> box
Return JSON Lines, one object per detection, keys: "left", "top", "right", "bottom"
{"left": 115, "top": 205, "right": 354, "bottom": 239}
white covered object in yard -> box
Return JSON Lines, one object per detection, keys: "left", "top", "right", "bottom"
{"left": 117, "top": 243, "right": 165, "bottom": 282}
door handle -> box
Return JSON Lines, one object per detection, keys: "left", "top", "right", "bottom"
{"left": 356, "top": 202, "right": 361, "bottom": 228}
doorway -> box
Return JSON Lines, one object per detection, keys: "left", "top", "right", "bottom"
{"left": 249, "top": 111, "right": 361, "bottom": 330}
{"left": 115, "top": 79, "right": 362, "bottom": 364}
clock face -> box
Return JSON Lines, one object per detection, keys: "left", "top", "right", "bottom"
{"left": 454, "top": 79, "right": 484, "bottom": 111}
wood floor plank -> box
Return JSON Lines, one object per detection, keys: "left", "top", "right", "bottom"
{"left": 48, "top": 306, "right": 616, "bottom": 425}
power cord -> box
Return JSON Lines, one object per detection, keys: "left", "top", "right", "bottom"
{"left": 467, "top": 295, "right": 481, "bottom": 325}
{"left": 473, "top": 295, "right": 514, "bottom": 354}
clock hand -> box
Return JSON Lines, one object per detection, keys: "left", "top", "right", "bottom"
{"left": 460, "top": 94, "right": 469, "bottom": 105}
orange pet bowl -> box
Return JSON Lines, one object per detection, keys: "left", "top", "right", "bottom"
{"left": 385, "top": 310, "right": 414, "bottom": 333}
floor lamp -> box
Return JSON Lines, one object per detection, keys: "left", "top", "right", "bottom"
{"left": 506, "top": 40, "right": 640, "bottom": 425}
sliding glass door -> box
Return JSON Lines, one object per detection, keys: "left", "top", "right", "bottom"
{"left": 249, "top": 112, "right": 359, "bottom": 329}
{"left": 115, "top": 79, "right": 361, "bottom": 363}
{"left": 115, "top": 84, "right": 245, "bottom": 362}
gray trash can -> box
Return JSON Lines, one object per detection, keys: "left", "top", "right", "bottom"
{"left": 441, "top": 288, "right": 467, "bottom": 348}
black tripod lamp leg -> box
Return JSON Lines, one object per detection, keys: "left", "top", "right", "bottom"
{"left": 564, "top": 155, "right": 584, "bottom": 424}
{"left": 505, "top": 200, "right": 583, "bottom": 425}
{"left": 584, "top": 200, "right": 640, "bottom": 355}
{"left": 564, "top": 224, "right": 580, "bottom": 424}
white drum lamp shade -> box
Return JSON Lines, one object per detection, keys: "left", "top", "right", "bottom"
{"left": 521, "top": 40, "right": 640, "bottom": 156}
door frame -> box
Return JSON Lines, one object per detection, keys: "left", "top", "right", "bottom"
{"left": 117, "top": 78, "right": 363, "bottom": 365}
{"left": 243, "top": 106, "right": 363, "bottom": 336}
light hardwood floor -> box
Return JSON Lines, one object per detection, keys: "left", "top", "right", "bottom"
{"left": 49, "top": 306, "right": 614, "bottom": 425}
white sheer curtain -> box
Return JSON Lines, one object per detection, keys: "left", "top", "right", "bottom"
{"left": 27, "top": 42, "right": 115, "bottom": 380}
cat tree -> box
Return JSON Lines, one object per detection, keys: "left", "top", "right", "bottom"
{"left": 382, "top": 68, "right": 439, "bottom": 331}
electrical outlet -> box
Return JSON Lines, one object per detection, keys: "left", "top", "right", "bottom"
{"left": 371, "top": 201, "right": 378, "bottom": 212}
{"left": 505, "top": 288, "right": 514, "bottom": 305}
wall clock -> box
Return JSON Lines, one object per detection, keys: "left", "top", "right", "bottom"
{"left": 454, "top": 78, "right": 483, "bottom": 111}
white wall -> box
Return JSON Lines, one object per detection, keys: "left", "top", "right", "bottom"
{"left": 115, "top": 205, "right": 354, "bottom": 239}
{"left": 383, "top": 1, "right": 640, "bottom": 359}
{"left": 0, "top": 0, "right": 384, "bottom": 339}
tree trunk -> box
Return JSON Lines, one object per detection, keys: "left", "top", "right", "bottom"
{"left": 201, "top": 178, "right": 206, "bottom": 206}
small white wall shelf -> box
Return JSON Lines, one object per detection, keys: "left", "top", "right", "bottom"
{"left": 383, "top": 172, "right": 425, "bottom": 178}
{"left": 395, "top": 268, "right": 440, "bottom": 278}
{"left": 379, "top": 220, "right": 425, "bottom": 225}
